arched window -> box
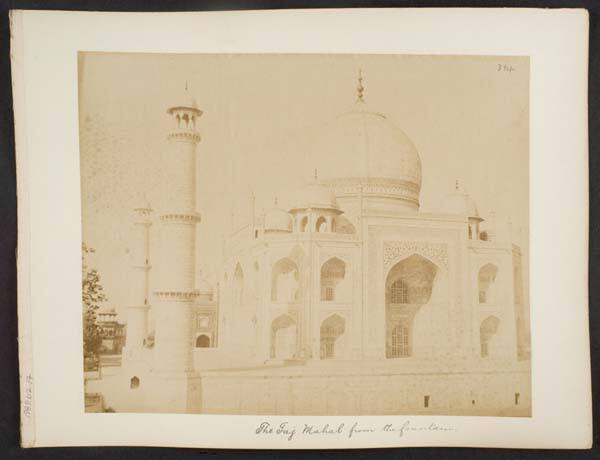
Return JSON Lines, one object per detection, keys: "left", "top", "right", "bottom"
{"left": 478, "top": 263, "right": 498, "bottom": 304}
{"left": 391, "top": 322, "right": 410, "bottom": 357}
{"left": 316, "top": 216, "right": 327, "bottom": 232}
{"left": 195, "top": 334, "right": 210, "bottom": 348}
{"left": 320, "top": 257, "right": 346, "bottom": 301}
{"left": 320, "top": 314, "right": 345, "bottom": 359}
{"left": 385, "top": 254, "right": 438, "bottom": 359}
{"left": 233, "top": 263, "right": 244, "bottom": 309}
{"left": 390, "top": 279, "right": 409, "bottom": 304}
{"left": 300, "top": 216, "right": 309, "bottom": 232}
{"left": 271, "top": 258, "right": 299, "bottom": 302}
{"left": 480, "top": 316, "right": 500, "bottom": 357}
{"left": 130, "top": 376, "right": 140, "bottom": 389}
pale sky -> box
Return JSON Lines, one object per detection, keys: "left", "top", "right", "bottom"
{"left": 79, "top": 53, "right": 529, "bottom": 319}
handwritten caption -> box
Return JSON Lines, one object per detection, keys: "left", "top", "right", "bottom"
{"left": 255, "top": 420, "right": 456, "bottom": 442}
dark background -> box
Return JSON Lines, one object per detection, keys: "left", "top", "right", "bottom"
{"left": 0, "top": 1, "right": 596, "bottom": 459}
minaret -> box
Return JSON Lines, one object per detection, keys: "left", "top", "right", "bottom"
{"left": 153, "top": 86, "right": 202, "bottom": 374}
{"left": 123, "top": 198, "right": 152, "bottom": 364}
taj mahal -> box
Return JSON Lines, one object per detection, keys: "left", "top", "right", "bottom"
{"left": 85, "top": 73, "right": 531, "bottom": 416}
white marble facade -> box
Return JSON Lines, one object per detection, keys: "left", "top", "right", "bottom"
{"left": 91, "top": 79, "right": 531, "bottom": 416}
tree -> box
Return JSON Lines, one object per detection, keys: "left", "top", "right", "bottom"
{"left": 82, "top": 243, "right": 107, "bottom": 362}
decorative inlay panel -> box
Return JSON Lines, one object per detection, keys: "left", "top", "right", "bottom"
{"left": 383, "top": 241, "right": 448, "bottom": 270}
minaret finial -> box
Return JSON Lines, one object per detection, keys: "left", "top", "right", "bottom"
{"left": 274, "top": 196, "right": 278, "bottom": 206}
{"left": 356, "top": 68, "right": 365, "bottom": 103}
{"left": 314, "top": 168, "right": 318, "bottom": 181}
{"left": 185, "top": 80, "right": 188, "bottom": 92}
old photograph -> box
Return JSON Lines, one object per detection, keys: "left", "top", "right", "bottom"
{"left": 80, "top": 52, "right": 531, "bottom": 416}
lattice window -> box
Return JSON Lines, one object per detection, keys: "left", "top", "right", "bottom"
{"left": 480, "top": 339, "right": 489, "bottom": 357}
{"left": 320, "top": 326, "right": 337, "bottom": 359}
{"left": 320, "top": 325, "right": 343, "bottom": 359}
{"left": 391, "top": 323, "right": 410, "bottom": 357}
{"left": 390, "top": 279, "right": 409, "bottom": 304}
{"left": 480, "top": 316, "right": 499, "bottom": 358}
{"left": 321, "top": 286, "right": 334, "bottom": 301}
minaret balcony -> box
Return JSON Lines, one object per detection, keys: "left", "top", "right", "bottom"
{"left": 167, "top": 131, "right": 201, "bottom": 143}
{"left": 159, "top": 212, "right": 201, "bottom": 224}
{"left": 155, "top": 290, "right": 203, "bottom": 301}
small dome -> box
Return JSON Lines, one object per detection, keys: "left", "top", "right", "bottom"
{"left": 444, "top": 181, "right": 481, "bottom": 220}
{"left": 264, "top": 206, "right": 293, "bottom": 232}
{"left": 290, "top": 181, "right": 339, "bottom": 212}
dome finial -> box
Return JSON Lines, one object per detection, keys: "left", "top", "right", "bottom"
{"left": 274, "top": 196, "right": 278, "bottom": 206}
{"left": 356, "top": 68, "right": 365, "bottom": 103}
{"left": 314, "top": 168, "right": 319, "bottom": 181}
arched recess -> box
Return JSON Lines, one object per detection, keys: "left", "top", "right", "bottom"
{"left": 130, "top": 376, "right": 140, "bottom": 389}
{"left": 233, "top": 263, "right": 244, "bottom": 309}
{"left": 299, "top": 216, "right": 309, "bottom": 232}
{"left": 195, "top": 334, "right": 210, "bottom": 348}
{"left": 320, "top": 314, "right": 345, "bottom": 359}
{"left": 270, "top": 314, "right": 297, "bottom": 359}
{"left": 385, "top": 254, "right": 438, "bottom": 358}
{"left": 271, "top": 258, "right": 299, "bottom": 302}
{"left": 316, "top": 216, "right": 328, "bottom": 232}
{"left": 480, "top": 315, "right": 500, "bottom": 358}
{"left": 478, "top": 263, "right": 498, "bottom": 304}
{"left": 320, "top": 257, "right": 346, "bottom": 301}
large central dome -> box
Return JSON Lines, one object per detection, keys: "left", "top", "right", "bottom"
{"left": 311, "top": 100, "right": 422, "bottom": 210}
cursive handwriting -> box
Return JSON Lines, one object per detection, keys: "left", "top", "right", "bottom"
{"left": 255, "top": 419, "right": 456, "bottom": 441}
{"left": 383, "top": 420, "right": 456, "bottom": 437}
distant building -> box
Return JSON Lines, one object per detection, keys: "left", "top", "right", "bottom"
{"left": 97, "top": 308, "right": 126, "bottom": 355}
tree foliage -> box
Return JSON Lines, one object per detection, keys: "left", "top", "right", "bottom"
{"left": 82, "top": 243, "right": 107, "bottom": 361}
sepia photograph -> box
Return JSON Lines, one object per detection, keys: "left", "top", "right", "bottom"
{"left": 79, "top": 52, "right": 531, "bottom": 416}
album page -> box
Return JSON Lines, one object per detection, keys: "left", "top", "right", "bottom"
{"left": 11, "top": 8, "right": 591, "bottom": 449}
